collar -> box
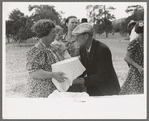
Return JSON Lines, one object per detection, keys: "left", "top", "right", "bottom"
{"left": 86, "top": 44, "right": 92, "bottom": 52}
{"left": 62, "top": 33, "right": 67, "bottom": 40}
{"left": 38, "top": 39, "right": 51, "bottom": 49}
{"left": 39, "top": 40, "right": 46, "bottom": 48}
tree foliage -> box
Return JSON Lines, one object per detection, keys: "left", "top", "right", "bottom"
{"left": 125, "top": 5, "right": 144, "bottom": 14}
{"left": 86, "top": 5, "right": 115, "bottom": 37}
{"left": 28, "top": 5, "right": 61, "bottom": 25}
{"left": 111, "top": 5, "right": 144, "bottom": 37}
{"left": 9, "top": 9, "right": 24, "bottom": 21}
{"left": 121, "top": 5, "right": 144, "bottom": 36}
{"left": 6, "top": 5, "right": 64, "bottom": 43}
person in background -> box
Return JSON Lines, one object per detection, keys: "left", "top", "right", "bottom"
{"left": 71, "top": 23, "right": 120, "bottom": 96}
{"left": 119, "top": 20, "right": 144, "bottom": 95}
{"left": 127, "top": 20, "right": 138, "bottom": 42}
{"left": 51, "top": 25, "right": 71, "bottom": 60}
{"left": 81, "top": 18, "right": 88, "bottom": 23}
{"left": 25, "top": 19, "right": 67, "bottom": 98}
{"left": 62, "top": 16, "right": 79, "bottom": 57}
{"left": 61, "top": 16, "right": 87, "bottom": 92}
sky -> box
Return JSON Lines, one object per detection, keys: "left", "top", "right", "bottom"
{"left": 3, "top": 2, "right": 146, "bottom": 21}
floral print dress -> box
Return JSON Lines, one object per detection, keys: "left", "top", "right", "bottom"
{"left": 25, "top": 40, "right": 64, "bottom": 98}
{"left": 119, "top": 38, "right": 144, "bottom": 95}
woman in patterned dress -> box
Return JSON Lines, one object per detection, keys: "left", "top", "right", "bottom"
{"left": 25, "top": 19, "right": 67, "bottom": 98}
{"left": 119, "top": 20, "right": 144, "bottom": 95}
{"left": 61, "top": 16, "right": 87, "bottom": 92}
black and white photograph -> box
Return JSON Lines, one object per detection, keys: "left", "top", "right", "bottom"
{"left": 2, "top": 1, "right": 147, "bottom": 119}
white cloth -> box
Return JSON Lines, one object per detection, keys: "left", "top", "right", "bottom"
{"left": 51, "top": 57, "right": 86, "bottom": 92}
{"left": 48, "top": 90, "right": 89, "bottom": 98}
{"left": 130, "top": 27, "right": 138, "bottom": 42}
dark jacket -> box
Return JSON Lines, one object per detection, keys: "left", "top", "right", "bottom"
{"left": 80, "top": 39, "right": 120, "bottom": 96}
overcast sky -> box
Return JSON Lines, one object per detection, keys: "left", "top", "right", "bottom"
{"left": 3, "top": 2, "right": 146, "bottom": 21}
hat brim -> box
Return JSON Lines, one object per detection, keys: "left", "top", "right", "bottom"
{"left": 72, "top": 33, "right": 81, "bottom": 36}
{"left": 72, "top": 31, "right": 92, "bottom": 36}
{"left": 127, "top": 22, "right": 137, "bottom": 29}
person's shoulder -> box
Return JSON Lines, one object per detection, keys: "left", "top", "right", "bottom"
{"left": 93, "top": 39, "right": 111, "bottom": 56}
{"left": 27, "top": 42, "right": 44, "bottom": 57}
{"left": 94, "top": 39, "right": 110, "bottom": 50}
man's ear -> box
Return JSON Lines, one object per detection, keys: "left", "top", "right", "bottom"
{"left": 85, "top": 33, "right": 89, "bottom": 40}
{"left": 66, "top": 23, "right": 68, "bottom": 28}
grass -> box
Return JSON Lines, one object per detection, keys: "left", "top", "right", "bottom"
{"left": 5, "top": 33, "right": 130, "bottom": 98}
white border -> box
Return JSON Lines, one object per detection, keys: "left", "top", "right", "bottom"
{"left": 2, "top": 2, "right": 147, "bottom": 119}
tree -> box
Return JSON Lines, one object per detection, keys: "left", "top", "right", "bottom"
{"left": 28, "top": 5, "right": 61, "bottom": 25}
{"left": 9, "top": 9, "right": 24, "bottom": 21}
{"left": 6, "top": 20, "right": 15, "bottom": 43}
{"left": 125, "top": 5, "right": 144, "bottom": 14}
{"left": 7, "top": 9, "right": 27, "bottom": 42}
{"left": 86, "top": 5, "right": 115, "bottom": 38}
{"left": 120, "top": 5, "right": 144, "bottom": 36}
{"left": 6, "top": 20, "right": 15, "bottom": 37}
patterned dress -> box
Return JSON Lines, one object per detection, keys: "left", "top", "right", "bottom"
{"left": 62, "top": 33, "right": 87, "bottom": 92}
{"left": 25, "top": 40, "right": 64, "bottom": 98}
{"left": 119, "top": 38, "right": 144, "bottom": 95}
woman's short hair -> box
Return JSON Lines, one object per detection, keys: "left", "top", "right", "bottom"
{"left": 31, "top": 19, "right": 55, "bottom": 38}
{"left": 135, "top": 20, "right": 144, "bottom": 34}
{"left": 65, "top": 16, "right": 77, "bottom": 28}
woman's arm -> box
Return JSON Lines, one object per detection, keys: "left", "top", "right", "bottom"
{"left": 29, "top": 69, "right": 54, "bottom": 79}
{"left": 29, "top": 69, "right": 67, "bottom": 82}
{"left": 124, "top": 51, "right": 143, "bottom": 73}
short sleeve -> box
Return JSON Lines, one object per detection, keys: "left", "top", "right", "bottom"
{"left": 26, "top": 49, "right": 46, "bottom": 73}
{"left": 127, "top": 39, "right": 139, "bottom": 53}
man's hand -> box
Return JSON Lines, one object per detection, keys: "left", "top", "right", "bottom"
{"left": 73, "top": 78, "right": 85, "bottom": 84}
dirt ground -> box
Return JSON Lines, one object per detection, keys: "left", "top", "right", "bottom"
{"left": 4, "top": 33, "right": 129, "bottom": 98}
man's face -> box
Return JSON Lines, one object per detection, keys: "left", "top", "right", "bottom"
{"left": 74, "top": 33, "right": 88, "bottom": 48}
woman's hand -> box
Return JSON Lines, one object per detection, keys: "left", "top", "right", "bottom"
{"left": 53, "top": 72, "right": 68, "bottom": 83}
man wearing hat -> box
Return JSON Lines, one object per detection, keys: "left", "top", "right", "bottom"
{"left": 81, "top": 18, "right": 88, "bottom": 23}
{"left": 71, "top": 23, "right": 120, "bottom": 96}
{"left": 127, "top": 20, "right": 138, "bottom": 42}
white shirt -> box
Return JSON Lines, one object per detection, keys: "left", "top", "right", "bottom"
{"left": 130, "top": 27, "right": 138, "bottom": 42}
{"left": 86, "top": 44, "right": 92, "bottom": 53}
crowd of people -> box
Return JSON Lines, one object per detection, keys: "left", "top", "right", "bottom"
{"left": 25, "top": 16, "right": 144, "bottom": 98}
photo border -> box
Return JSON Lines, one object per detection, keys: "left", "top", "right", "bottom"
{"left": 1, "top": 0, "right": 148, "bottom": 120}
